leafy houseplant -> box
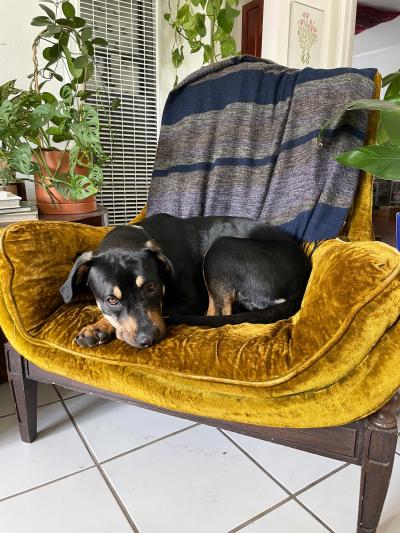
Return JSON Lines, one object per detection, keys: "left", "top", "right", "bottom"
{"left": 0, "top": 0, "right": 118, "bottom": 213}
{"left": 319, "top": 70, "right": 400, "bottom": 181}
{"left": 164, "top": 0, "right": 240, "bottom": 85}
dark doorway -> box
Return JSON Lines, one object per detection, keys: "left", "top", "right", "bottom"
{"left": 241, "top": 0, "right": 264, "bottom": 57}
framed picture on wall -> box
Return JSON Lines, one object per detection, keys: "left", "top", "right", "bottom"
{"left": 262, "top": 0, "right": 357, "bottom": 68}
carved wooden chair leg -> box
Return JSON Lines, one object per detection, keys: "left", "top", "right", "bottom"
{"left": 357, "top": 392, "right": 400, "bottom": 533}
{"left": 5, "top": 344, "right": 38, "bottom": 443}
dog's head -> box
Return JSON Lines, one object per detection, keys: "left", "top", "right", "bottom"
{"left": 60, "top": 227, "right": 173, "bottom": 348}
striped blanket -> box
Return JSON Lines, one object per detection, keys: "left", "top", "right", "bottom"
{"left": 147, "top": 56, "right": 377, "bottom": 241}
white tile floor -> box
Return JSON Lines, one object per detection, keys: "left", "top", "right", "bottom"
{"left": 0, "top": 382, "right": 399, "bottom": 533}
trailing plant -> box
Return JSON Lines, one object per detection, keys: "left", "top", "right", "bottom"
{"left": 319, "top": 70, "right": 400, "bottom": 181}
{"left": 164, "top": 0, "right": 240, "bottom": 85}
{"left": 0, "top": 0, "right": 119, "bottom": 200}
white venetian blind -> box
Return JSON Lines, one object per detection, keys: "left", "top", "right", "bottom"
{"left": 80, "top": 0, "right": 158, "bottom": 224}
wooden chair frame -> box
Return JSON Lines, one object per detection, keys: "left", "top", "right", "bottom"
{"left": 5, "top": 342, "right": 399, "bottom": 532}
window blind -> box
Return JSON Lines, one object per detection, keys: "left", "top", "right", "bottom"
{"left": 80, "top": 0, "right": 158, "bottom": 224}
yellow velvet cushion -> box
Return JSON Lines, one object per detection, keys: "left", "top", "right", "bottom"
{"left": 1, "top": 221, "right": 399, "bottom": 428}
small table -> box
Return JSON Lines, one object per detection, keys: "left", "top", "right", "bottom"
{"left": 39, "top": 203, "right": 109, "bottom": 227}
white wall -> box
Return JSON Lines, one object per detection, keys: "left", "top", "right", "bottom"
{"left": 352, "top": 16, "right": 400, "bottom": 77}
{"left": 0, "top": 0, "right": 42, "bottom": 88}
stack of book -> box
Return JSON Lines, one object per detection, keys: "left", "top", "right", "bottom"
{"left": 0, "top": 191, "right": 38, "bottom": 224}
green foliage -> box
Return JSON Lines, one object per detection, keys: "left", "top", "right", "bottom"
{"left": 319, "top": 70, "right": 400, "bottom": 181}
{"left": 0, "top": 0, "right": 119, "bottom": 200}
{"left": 164, "top": 0, "right": 240, "bottom": 85}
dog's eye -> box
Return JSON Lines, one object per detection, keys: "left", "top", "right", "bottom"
{"left": 146, "top": 282, "right": 158, "bottom": 293}
{"left": 107, "top": 296, "right": 119, "bottom": 306}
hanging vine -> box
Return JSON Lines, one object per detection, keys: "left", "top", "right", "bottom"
{"left": 164, "top": 0, "right": 240, "bottom": 85}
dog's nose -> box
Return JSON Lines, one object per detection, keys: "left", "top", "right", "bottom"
{"left": 135, "top": 332, "right": 152, "bottom": 348}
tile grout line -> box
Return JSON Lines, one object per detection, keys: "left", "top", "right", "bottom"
{"left": 99, "top": 422, "right": 201, "bottom": 466}
{"left": 219, "top": 429, "right": 335, "bottom": 533}
{"left": 226, "top": 497, "right": 292, "bottom": 533}
{"left": 0, "top": 388, "right": 84, "bottom": 420}
{"left": 292, "top": 462, "right": 350, "bottom": 497}
{"left": 0, "top": 465, "right": 96, "bottom": 505}
{"left": 54, "top": 388, "right": 141, "bottom": 533}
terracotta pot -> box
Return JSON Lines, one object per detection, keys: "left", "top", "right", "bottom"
{"left": 34, "top": 149, "right": 97, "bottom": 215}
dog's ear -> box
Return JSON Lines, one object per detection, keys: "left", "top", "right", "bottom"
{"left": 60, "top": 251, "right": 94, "bottom": 304}
{"left": 145, "top": 240, "right": 174, "bottom": 276}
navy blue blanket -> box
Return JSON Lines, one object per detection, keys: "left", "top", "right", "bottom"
{"left": 147, "top": 56, "right": 376, "bottom": 241}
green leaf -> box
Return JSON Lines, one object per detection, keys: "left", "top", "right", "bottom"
{"left": 163, "top": 13, "right": 171, "bottom": 21}
{"left": 31, "top": 103, "right": 55, "bottom": 128}
{"left": 203, "top": 44, "right": 213, "bottom": 63}
{"left": 195, "top": 13, "right": 206, "bottom": 37}
{"left": 72, "top": 17, "right": 86, "bottom": 28}
{"left": 77, "top": 89, "right": 95, "bottom": 100}
{"left": 206, "top": 0, "right": 216, "bottom": 17}
{"left": 92, "top": 37, "right": 108, "bottom": 47}
{"left": 46, "top": 126, "right": 63, "bottom": 135}
{"left": 41, "top": 92, "right": 57, "bottom": 105}
{"left": 214, "top": 27, "right": 226, "bottom": 41}
{"left": 62, "top": 45, "right": 83, "bottom": 80}
{"left": 60, "top": 83, "right": 73, "bottom": 102}
{"left": 42, "top": 24, "right": 62, "bottom": 36}
{"left": 55, "top": 18, "right": 75, "bottom": 28}
{"left": 111, "top": 97, "right": 121, "bottom": 110}
{"left": 39, "top": 3, "right": 56, "bottom": 20}
{"left": 172, "top": 47, "right": 184, "bottom": 69}
{"left": 190, "top": 41, "right": 202, "bottom": 53}
{"left": 385, "top": 77, "right": 400, "bottom": 100}
{"left": 176, "top": 4, "right": 190, "bottom": 25}
{"left": 74, "top": 55, "right": 89, "bottom": 69}
{"left": 376, "top": 123, "right": 389, "bottom": 145}
{"left": 220, "top": 34, "right": 236, "bottom": 57}
{"left": 62, "top": 1, "right": 75, "bottom": 18}
{"left": 42, "top": 44, "right": 61, "bottom": 61}
{"left": 58, "top": 30, "right": 70, "bottom": 47}
{"left": 382, "top": 70, "right": 400, "bottom": 88}
{"left": 31, "top": 16, "right": 52, "bottom": 26}
{"left": 217, "top": 4, "right": 240, "bottom": 34}
{"left": 80, "top": 27, "right": 93, "bottom": 42}
{"left": 88, "top": 165, "right": 103, "bottom": 188}
{"left": 336, "top": 144, "right": 400, "bottom": 180}
{"left": 10, "top": 144, "right": 33, "bottom": 175}
{"left": 380, "top": 97, "right": 400, "bottom": 145}
{"left": 52, "top": 133, "right": 73, "bottom": 142}
{"left": 199, "top": 0, "right": 207, "bottom": 7}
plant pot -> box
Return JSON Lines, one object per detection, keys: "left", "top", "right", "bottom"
{"left": 34, "top": 149, "right": 97, "bottom": 215}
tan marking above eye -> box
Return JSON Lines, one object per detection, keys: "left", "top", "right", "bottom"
{"left": 136, "top": 275, "right": 145, "bottom": 288}
{"left": 145, "top": 239, "right": 161, "bottom": 253}
{"left": 113, "top": 286, "right": 122, "bottom": 299}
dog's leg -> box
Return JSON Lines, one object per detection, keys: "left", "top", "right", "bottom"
{"left": 206, "top": 287, "right": 234, "bottom": 316}
{"left": 75, "top": 317, "right": 115, "bottom": 347}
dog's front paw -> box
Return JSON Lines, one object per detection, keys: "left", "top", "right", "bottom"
{"left": 75, "top": 320, "right": 115, "bottom": 347}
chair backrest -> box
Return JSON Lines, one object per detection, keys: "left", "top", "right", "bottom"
{"left": 147, "top": 56, "right": 379, "bottom": 242}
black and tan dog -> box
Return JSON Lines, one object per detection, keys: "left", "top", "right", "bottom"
{"left": 60, "top": 213, "right": 311, "bottom": 348}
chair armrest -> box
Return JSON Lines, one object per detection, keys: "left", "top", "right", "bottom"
{"left": 292, "top": 238, "right": 400, "bottom": 364}
{"left": 0, "top": 221, "right": 109, "bottom": 333}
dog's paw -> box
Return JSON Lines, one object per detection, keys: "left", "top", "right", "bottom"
{"left": 75, "top": 323, "right": 114, "bottom": 347}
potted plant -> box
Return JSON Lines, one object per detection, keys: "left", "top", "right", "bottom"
{"left": 1, "top": 0, "right": 118, "bottom": 214}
